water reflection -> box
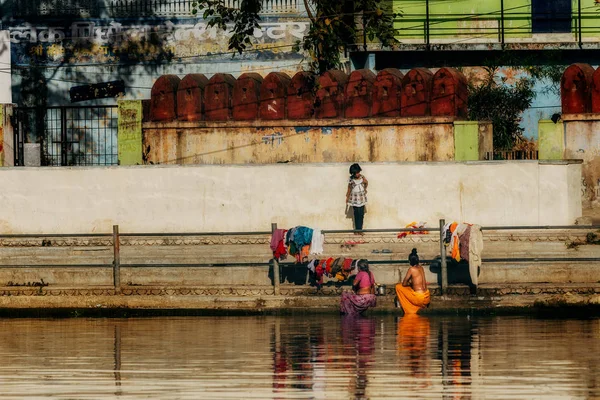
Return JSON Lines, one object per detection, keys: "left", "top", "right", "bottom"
{"left": 0, "top": 316, "right": 599, "bottom": 399}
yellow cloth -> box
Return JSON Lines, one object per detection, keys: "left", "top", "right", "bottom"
{"left": 395, "top": 284, "right": 430, "bottom": 314}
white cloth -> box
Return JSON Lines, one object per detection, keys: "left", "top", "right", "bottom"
{"left": 468, "top": 224, "right": 483, "bottom": 286}
{"left": 310, "top": 228, "right": 324, "bottom": 255}
{"left": 307, "top": 259, "right": 317, "bottom": 273}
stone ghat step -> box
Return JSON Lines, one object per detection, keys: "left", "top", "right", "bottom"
{"left": 0, "top": 283, "right": 599, "bottom": 295}
{"left": 0, "top": 284, "right": 599, "bottom": 312}
{"left": 0, "top": 239, "right": 596, "bottom": 264}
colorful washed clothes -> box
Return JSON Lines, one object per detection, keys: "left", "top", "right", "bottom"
{"left": 340, "top": 292, "right": 377, "bottom": 316}
{"left": 342, "top": 258, "right": 353, "bottom": 272}
{"left": 293, "top": 226, "right": 314, "bottom": 249}
{"left": 469, "top": 224, "right": 483, "bottom": 286}
{"left": 274, "top": 240, "right": 287, "bottom": 261}
{"left": 347, "top": 177, "right": 367, "bottom": 207}
{"left": 398, "top": 221, "right": 429, "bottom": 239}
{"left": 395, "top": 284, "right": 430, "bottom": 314}
{"left": 459, "top": 225, "right": 472, "bottom": 262}
{"left": 270, "top": 229, "right": 286, "bottom": 252}
{"left": 310, "top": 228, "right": 324, "bottom": 255}
{"left": 354, "top": 271, "right": 375, "bottom": 289}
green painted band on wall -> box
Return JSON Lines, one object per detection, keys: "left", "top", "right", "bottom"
{"left": 118, "top": 100, "right": 143, "bottom": 166}
{"left": 538, "top": 120, "right": 564, "bottom": 160}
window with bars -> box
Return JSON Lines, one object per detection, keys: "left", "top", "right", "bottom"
{"left": 109, "top": 0, "right": 300, "bottom": 17}
{"left": 532, "top": 0, "right": 572, "bottom": 34}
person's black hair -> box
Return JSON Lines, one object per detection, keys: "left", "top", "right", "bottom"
{"left": 357, "top": 259, "right": 369, "bottom": 272}
{"left": 349, "top": 163, "right": 362, "bottom": 176}
{"left": 409, "top": 248, "right": 419, "bottom": 266}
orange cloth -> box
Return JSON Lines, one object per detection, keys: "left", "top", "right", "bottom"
{"left": 395, "top": 284, "right": 430, "bottom": 314}
{"left": 449, "top": 222, "right": 460, "bottom": 262}
{"left": 397, "top": 221, "right": 429, "bottom": 239}
{"left": 397, "top": 314, "right": 431, "bottom": 380}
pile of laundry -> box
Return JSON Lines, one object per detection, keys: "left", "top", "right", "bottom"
{"left": 442, "top": 222, "right": 484, "bottom": 285}
{"left": 270, "top": 226, "right": 325, "bottom": 263}
{"left": 307, "top": 258, "right": 362, "bottom": 285}
{"left": 397, "top": 221, "right": 429, "bottom": 239}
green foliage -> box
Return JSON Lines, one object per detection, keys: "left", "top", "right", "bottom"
{"left": 193, "top": 0, "right": 262, "bottom": 53}
{"left": 467, "top": 67, "right": 535, "bottom": 150}
{"left": 193, "top": 0, "right": 400, "bottom": 74}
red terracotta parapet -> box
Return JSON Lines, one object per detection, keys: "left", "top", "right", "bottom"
{"left": 233, "top": 73, "right": 263, "bottom": 121}
{"left": 150, "top": 75, "right": 181, "bottom": 122}
{"left": 177, "top": 74, "right": 209, "bottom": 122}
{"left": 401, "top": 68, "right": 433, "bottom": 117}
{"left": 287, "top": 71, "right": 315, "bottom": 119}
{"left": 204, "top": 73, "right": 236, "bottom": 121}
{"left": 371, "top": 68, "right": 404, "bottom": 117}
{"left": 561, "top": 63, "right": 595, "bottom": 114}
{"left": 591, "top": 67, "right": 600, "bottom": 114}
{"left": 260, "top": 72, "right": 291, "bottom": 120}
{"left": 431, "top": 67, "right": 468, "bottom": 119}
{"left": 315, "top": 70, "right": 347, "bottom": 119}
{"left": 345, "top": 69, "right": 376, "bottom": 118}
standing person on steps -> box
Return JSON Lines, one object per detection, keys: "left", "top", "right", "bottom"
{"left": 346, "top": 163, "right": 368, "bottom": 235}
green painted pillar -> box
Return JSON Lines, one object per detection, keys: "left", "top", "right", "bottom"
{"left": 538, "top": 120, "right": 564, "bottom": 160}
{"left": 454, "top": 121, "right": 480, "bottom": 161}
{"left": 118, "top": 100, "right": 143, "bottom": 165}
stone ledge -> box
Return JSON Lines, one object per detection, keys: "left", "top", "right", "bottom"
{"left": 0, "top": 229, "right": 591, "bottom": 248}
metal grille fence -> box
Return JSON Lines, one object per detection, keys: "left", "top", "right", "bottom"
{"left": 109, "top": 0, "right": 300, "bottom": 16}
{"left": 14, "top": 106, "right": 119, "bottom": 167}
{"left": 14, "top": 0, "right": 99, "bottom": 17}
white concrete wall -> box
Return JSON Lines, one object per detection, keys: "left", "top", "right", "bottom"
{"left": 0, "top": 161, "right": 582, "bottom": 234}
{"left": 0, "top": 31, "right": 10, "bottom": 104}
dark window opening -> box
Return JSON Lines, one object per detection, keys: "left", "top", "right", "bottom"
{"left": 532, "top": 0, "right": 572, "bottom": 33}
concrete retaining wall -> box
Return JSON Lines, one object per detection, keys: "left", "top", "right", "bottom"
{"left": 140, "top": 118, "right": 493, "bottom": 165}
{"left": 0, "top": 161, "right": 582, "bottom": 234}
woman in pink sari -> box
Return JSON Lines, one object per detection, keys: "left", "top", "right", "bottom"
{"left": 340, "top": 259, "right": 377, "bottom": 316}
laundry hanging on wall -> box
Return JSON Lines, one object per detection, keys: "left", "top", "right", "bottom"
{"left": 270, "top": 226, "right": 323, "bottom": 263}
{"left": 441, "top": 221, "right": 483, "bottom": 286}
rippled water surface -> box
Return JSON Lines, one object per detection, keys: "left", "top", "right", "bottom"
{"left": 1, "top": 315, "right": 599, "bottom": 399}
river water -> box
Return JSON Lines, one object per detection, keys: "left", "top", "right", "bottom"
{"left": 0, "top": 315, "right": 599, "bottom": 399}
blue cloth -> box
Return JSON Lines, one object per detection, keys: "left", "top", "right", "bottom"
{"left": 293, "top": 226, "right": 313, "bottom": 249}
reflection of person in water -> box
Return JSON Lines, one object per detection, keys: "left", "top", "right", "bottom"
{"left": 437, "top": 318, "right": 473, "bottom": 392}
{"left": 397, "top": 315, "right": 431, "bottom": 382}
{"left": 395, "top": 249, "right": 431, "bottom": 314}
{"left": 341, "top": 317, "right": 376, "bottom": 399}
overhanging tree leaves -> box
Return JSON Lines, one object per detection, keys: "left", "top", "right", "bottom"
{"left": 192, "top": 0, "right": 400, "bottom": 73}
{"left": 468, "top": 67, "right": 535, "bottom": 151}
